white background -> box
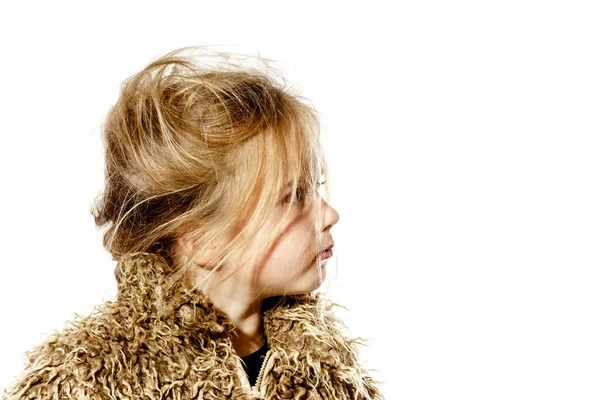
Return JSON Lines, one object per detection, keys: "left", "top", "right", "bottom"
{"left": 1, "top": 1, "right": 599, "bottom": 398}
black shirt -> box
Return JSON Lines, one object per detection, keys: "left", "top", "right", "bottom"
{"left": 240, "top": 340, "right": 269, "bottom": 387}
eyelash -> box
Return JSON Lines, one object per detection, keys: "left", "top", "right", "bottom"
{"left": 283, "top": 180, "right": 327, "bottom": 204}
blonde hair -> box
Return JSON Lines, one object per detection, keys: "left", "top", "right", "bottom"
{"left": 91, "top": 46, "right": 333, "bottom": 299}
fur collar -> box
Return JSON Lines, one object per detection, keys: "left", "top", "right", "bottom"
{"left": 3, "top": 251, "right": 384, "bottom": 399}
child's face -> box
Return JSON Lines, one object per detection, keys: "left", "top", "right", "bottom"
{"left": 234, "top": 179, "right": 339, "bottom": 298}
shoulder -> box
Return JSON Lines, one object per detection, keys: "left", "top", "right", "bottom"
{"left": 2, "top": 301, "right": 129, "bottom": 399}
{"left": 261, "top": 291, "right": 386, "bottom": 399}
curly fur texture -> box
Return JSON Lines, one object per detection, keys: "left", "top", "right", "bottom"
{"left": 2, "top": 251, "right": 384, "bottom": 399}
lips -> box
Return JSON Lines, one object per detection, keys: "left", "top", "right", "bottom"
{"left": 317, "top": 243, "right": 334, "bottom": 259}
{"left": 322, "top": 243, "right": 334, "bottom": 252}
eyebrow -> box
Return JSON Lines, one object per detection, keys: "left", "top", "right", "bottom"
{"left": 283, "top": 175, "right": 324, "bottom": 188}
{"left": 281, "top": 180, "right": 304, "bottom": 194}
{"left": 282, "top": 181, "right": 295, "bottom": 192}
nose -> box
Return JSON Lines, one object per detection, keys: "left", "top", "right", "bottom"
{"left": 319, "top": 197, "right": 340, "bottom": 232}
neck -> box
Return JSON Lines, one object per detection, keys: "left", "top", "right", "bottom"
{"left": 231, "top": 313, "right": 266, "bottom": 357}
{"left": 201, "top": 284, "right": 266, "bottom": 357}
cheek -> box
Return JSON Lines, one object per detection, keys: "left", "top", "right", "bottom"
{"left": 282, "top": 233, "right": 314, "bottom": 258}
{"left": 265, "top": 240, "right": 313, "bottom": 274}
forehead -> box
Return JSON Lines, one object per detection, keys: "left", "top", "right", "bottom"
{"left": 275, "top": 121, "right": 323, "bottom": 185}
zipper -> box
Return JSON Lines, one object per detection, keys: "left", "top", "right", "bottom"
{"left": 251, "top": 348, "right": 275, "bottom": 395}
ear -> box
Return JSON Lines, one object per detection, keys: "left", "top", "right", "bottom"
{"left": 177, "top": 232, "right": 222, "bottom": 268}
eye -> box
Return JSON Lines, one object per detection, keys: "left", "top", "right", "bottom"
{"left": 283, "top": 187, "right": 307, "bottom": 204}
{"left": 282, "top": 181, "right": 327, "bottom": 204}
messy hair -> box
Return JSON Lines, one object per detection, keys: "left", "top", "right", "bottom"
{"left": 91, "top": 46, "right": 335, "bottom": 307}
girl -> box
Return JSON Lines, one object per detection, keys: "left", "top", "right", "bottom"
{"left": 2, "top": 46, "right": 384, "bottom": 399}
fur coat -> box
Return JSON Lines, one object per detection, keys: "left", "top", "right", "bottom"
{"left": 2, "top": 251, "right": 384, "bottom": 399}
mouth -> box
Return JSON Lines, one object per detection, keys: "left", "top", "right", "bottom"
{"left": 316, "top": 243, "right": 334, "bottom": 260}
